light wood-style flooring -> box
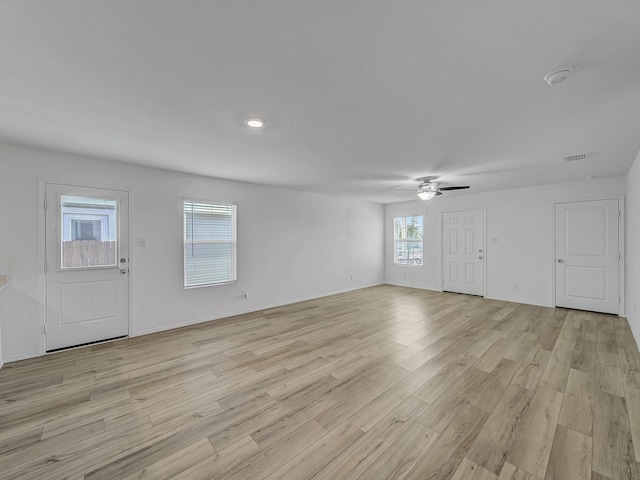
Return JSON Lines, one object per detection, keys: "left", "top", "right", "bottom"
{"left": 1, "top": 285, "right": 640, "bottom": 479}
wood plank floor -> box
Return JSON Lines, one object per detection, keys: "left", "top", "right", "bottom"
{"left": 1, "top": 285, "right": 640, "bottom": 480}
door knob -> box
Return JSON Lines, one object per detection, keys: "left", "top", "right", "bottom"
{"left": 120, "top": 269, "right": 128, "bottom": 274}
{"left": 478, "top": 256, "right": 484, "bottom": 260}
{"left": 557, "top": 259, "right": 564, "bottom": 263}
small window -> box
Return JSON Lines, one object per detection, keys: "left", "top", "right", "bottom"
{"left": 394, "top": 216, "right": 423, "bottom": 266}
{"left": 184, "top": 201, "right": 237, "bottom": 287}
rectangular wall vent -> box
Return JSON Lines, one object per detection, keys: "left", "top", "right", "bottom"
{"left": 564, "top": 153, "right": 591, "bottom": 162}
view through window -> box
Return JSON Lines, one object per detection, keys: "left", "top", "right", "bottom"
{"left": 61, "top": 195, "right": 118, "bottom": 268}
{"left": 394, "top": 215, "right": 423, "bottom": 265}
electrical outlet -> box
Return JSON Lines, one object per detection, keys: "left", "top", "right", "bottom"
{"left": 513, "top": 283, "right": 519, "bottom": 290}
{"left": 349, "top": 274, "right": 353, "bottom": 280}
{"left": 241, "top": 291, "right": 248, "bottom": 299}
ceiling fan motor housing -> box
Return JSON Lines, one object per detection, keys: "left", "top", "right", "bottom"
{"left": 416, "top": 180, "right": 470, "bottom": 199}
{"left": 419, "top": 181, "right": 440, "bottom": 191}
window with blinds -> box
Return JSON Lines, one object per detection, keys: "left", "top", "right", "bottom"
{"left": 184, "top": 201, "right": 237, "bottom": 287}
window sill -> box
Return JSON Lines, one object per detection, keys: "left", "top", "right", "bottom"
{"left": 184, "top": 280, "right": 237, "bottom": 289}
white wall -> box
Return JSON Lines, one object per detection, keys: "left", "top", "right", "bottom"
{"left": 385, "top": 178, "right": 626, "bottom": 308}
{"left": 626, "top": 149, "right": 640, "bottom": 343}
{"left": 0, "top": 143, "right": 384, "bottom": 362}
{"left": 0, "top": 285, "right": 3, "bottom": 368}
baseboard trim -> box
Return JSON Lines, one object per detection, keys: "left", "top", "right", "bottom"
{"left": 4, "top": 351, "right": 41, "bottom": 364}
{"left": 132, "top": 283, "right": 383, "bottom": 337}
{"left": 383, "top": 282, "right": 443, "bottom": 292}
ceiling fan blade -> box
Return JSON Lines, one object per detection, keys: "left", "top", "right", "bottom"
{"left": 438, "top": 186, "right": 470, "bottom": 191}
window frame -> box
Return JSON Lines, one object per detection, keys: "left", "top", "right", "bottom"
{"left": 183, "top": 199, "right": 237, "bottom": 288}
{"left": 393, "top": 215, "right": 424, "bottom": 267}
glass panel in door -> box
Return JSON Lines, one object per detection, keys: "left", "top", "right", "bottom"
{"left": 60, "top": 195, "right": 118, "bottom": 268}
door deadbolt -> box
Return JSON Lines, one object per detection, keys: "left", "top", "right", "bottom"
{"left": 120, "top": 258, "right": 126, "bottom": 263}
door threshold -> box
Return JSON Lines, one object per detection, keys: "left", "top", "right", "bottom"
{"left": 46, "top": 335, "right": 128, "bottom": 353}
{"left": 443, "top": 290, "right": 484, "bottom": 298}
{"left": 555, "top": 305, "right": 618, "bottom": 316}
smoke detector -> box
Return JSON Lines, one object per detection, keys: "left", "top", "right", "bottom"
{"left": 544, "top": 68, "right": 573, "bottom": 85}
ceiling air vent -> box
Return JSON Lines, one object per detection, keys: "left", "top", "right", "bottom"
{"left": 564, "top": 153, "right": 591, "bottom": 162}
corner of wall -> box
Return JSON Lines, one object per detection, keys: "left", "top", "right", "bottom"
{"left": 626, "top": 148, "right": 640, "bottom": 350}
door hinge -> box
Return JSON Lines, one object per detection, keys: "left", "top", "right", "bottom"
{"left": 44, "top": 261, "right": 48, "bottom": 273}
{"left": 619, "top": 253, "right": 622, "bottom": 261}
{"left": 44, "top": 199, "right": 47, "bottom": 210}
{"left": 43, "top": 325, "right": 46, "bottom": 334}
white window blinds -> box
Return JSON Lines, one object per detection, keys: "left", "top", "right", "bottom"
{"left": 184, "top": 201, "right": 237, "bottom": 287}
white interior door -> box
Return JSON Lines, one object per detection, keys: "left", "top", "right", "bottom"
{"left": 442, "top": 209, "right": 484, "bottom": 296}
{"left": 45, "top": 183, "right": 129, "bottom": 351}
{"left": 555, "top": 199, "right": 619, "bottom": 314}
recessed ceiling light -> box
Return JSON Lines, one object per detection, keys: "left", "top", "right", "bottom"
{"left": 245, "top": 118, "right": 264, "bottom": 128}
{"left": 544, "top": 68, "right": 573, "bottom": 85}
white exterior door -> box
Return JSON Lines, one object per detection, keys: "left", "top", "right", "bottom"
{"left": 555, "top": 199, "right": 619, "bottom": 314}
{"left": 45, "top": 183, "right": 129, "bottom": 351}
{"left": 442, "top": 209, "right": 484, "bottom": 296}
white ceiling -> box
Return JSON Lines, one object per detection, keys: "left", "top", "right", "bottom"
{"left": 1, "top": 1, "right": 639, "bottom": 203}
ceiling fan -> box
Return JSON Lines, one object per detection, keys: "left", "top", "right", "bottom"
{"left": 415, "top": 176, "right": 470, "bottom": 200}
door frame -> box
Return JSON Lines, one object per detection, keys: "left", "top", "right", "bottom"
{"left": 38, "top": 179, "right": 134, "bottom": 356}
{"left": 551, "top": 195, "right": 625, "bottom": 316}
{"left": 440, "top": 207, "right": 487, "bottom": 298}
